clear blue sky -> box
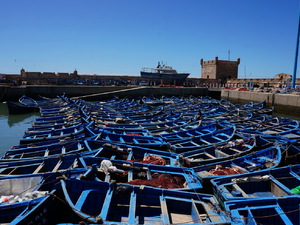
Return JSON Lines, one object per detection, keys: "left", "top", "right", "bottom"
{"left": 0, "top": 0, "right": 299, "bottom": 78}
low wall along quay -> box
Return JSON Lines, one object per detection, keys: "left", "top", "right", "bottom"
{"left": 221, "top": 89, "right": 300, "bottom": 116}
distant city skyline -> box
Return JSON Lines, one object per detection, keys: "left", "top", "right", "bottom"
{"left": 0, "top": 0, "right": 299, "bottom": 78}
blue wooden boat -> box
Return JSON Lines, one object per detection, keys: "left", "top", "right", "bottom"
{"left": 179, "top": 132, "right": 258, "bottom": 167}
{"left": 19, "top": 122, "right": 92, "bottom": 144}
{"left": 159, "top": 122, "right": 218, "bottom": 142}
{"left": 139, "top": 117, "right": 192, "bottom": 132}
{"left": 262, "top": 127, "right": 300, "bottom": 145}
{"left": 235, "top": 101, "right": 254, "bottom": 110}
{"left": 219, "top": 99, "right": 236, "bottom": 110}
{"left": 32, "top": 116, "right": 83, "bottom": 128}
{"left": 25, "top": 122, "right": 83, "bottom": 133}
{"left": 89, "top": 125, "right": 152, "bottom": 137}
{"left": 35, "top": 112, "right": 81, "bottom": 122}
{"left": 95, "top": 122, "right": 143, "bottom": 129}
{"left": 39, "top": 102, "right": 78, "bottom": 114}
{"left": 79, "top": 156, "right": 203, "bottom": 191}
{"left": 0, "top": 170, "right": 87, "bottom": 224}
{"left": 260, "top": 120, "right": 299, "bottom": 136}
{"left": 10, "top": 139, "right": 62, "bottom": 151}
{"left": 0, "top": 174, "right": 56, "bottom": 224}
{"left": 119, "top": 107, "right": 151, "bottom": 117}
{"left": 2, "top": 140, "right": 86, "bottom": 160}
{"left": 84, "top": 140, "right": 181, "bottom": 167}
{"left": 281, "top": 144, "right": 300, "bottom": 165}
{"left": 236, "top": 117, "right": 293, "bottom": 134}
{"left": 133, "top": 112, "right": 183, "bottom": 124}
{"left": 210, "top": 112, "right": 254, "bottom": 125}
{"left": 194, "top": 145, "right": 281, "bottom": 188}
{"left": 0, "top": 154, "right": 85, "bottom": 175}
{"left": 141, "top": 96, "right": 164, "bottom": 105}
{"left": 127, "top": 108, "right": 166, "bottom": 121}
{"left": 230, "top": 114, "right": 267, "bottom": 130}
{"left": 149, "top": 120, "right": 202, "bottom": 135}
{"left": 254, "top": 105, "right": 275, "bottom": 115}
{"left": 96, "top": 130, "right": 168, "bottom": 150}
{"left": 10, "top": 179, "right": 230, "bottom": 224}
{"left": 201, "top": 106, "right": 231, "bottom": 118}
{"left": 169, "top": 125, "right": 236, "bottom": 153}
{"left": 6, "top": 100, "right": 38, "bottom": 114}
{"left": 235, "top": 100, "right": 266, "bottom": 111}
{"left": 19, "top": 95, "right": 60, "bottom": 107}
{"left": 211, "top": 164, "right": 300, "bottom": 204}
{"left": 224, "top": 196, "right": 300, "bottom": 225}
{"left": 39, "top": 107, "right": 79, "bottom": 117}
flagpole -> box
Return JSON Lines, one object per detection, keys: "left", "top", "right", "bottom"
{"left": 292, "top": 1, "right": 300, "bottom": 89}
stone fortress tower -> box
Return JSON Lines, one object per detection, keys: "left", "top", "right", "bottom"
{"left": 200, "top": 57, "right": 240, "bottom": 83}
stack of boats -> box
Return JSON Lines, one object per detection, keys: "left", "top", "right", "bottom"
{"left": 2, "top": 95, "right": 300, "bottom": 224}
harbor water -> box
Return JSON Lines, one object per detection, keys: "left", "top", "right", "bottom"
{"left": 0, "top": 103, "right": 39, "bottom": 157}
{"left": 0, "top": 101, "right": 300, "bottom": 158}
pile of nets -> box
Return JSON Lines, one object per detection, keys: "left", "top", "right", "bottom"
{"left": 209, "top": 165, "right": 244, "bottom": 176}
{"left": 128, "top": 154, "right": 166, "bottom": 165}
{"left": 127, "top": 173, "right": 184, "bottom": 189}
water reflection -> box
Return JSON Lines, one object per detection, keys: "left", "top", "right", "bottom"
{"left": 7, "top": 113, "right": 36, "bottom": 127}
{"left": 0, "top": 103, "right": 37, "bottom": 156}
{"left": 0, "top": 103, "right": 37, "bottom": 127}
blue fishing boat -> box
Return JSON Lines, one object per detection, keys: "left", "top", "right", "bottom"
{"left": 139, "top": 117, "right": 192, "bottom": 132}
{"left": 0, "top": 154, "right": 85, "bottom": 175}
{"left": 159, "top": 122, "right": 218, "bottom": 142}
{"left": 2, "top": 140, "right": 85, "bottom": 160}
{"left": 10, "top": 179, "right": 229, "bottom": 224}
{"left": 169, "top": 125, "right": 236, "bottom": 153}
{"left": 211, "top": 164, "right": 300, "bottom": 204}
{"left": 79, "top": 156, "right": 203, "bottom": 191}
{"left": 19, "top": 95, "right": 60, "bottom": 107}
{"left": 141, "top": 96, "right": 164, "bottom": 105}
{"left": 25, "top": 122, "right": 83, "bottom": 133}
{"left": 224, "top": 196, "right": 300, "bottom": 225}
{"left": 39, "top": 106, "right": 79, "bottom": 117}
{"left": 0, "top": 169, "right": 88, "bottom": 224}
{"left": 6, "top": 100, "right": 38, "bottom": 114}
{"left": 89, "top": 125, "right": 152, "bottom": 137}
{"left": 19, "top": 122, "right": 93, "bottom": 144}
{"left": 194, "top": 145, "right": 281, "bottom": 188}
{"left": 236, "top": 117, "right": 295, "bottom": 134}
{"left": 84, "top": 140, "right": 181, "bottom": 167}
{"left": 179, "top": 132, "right": 258, "bottom": 167}
{"left": 0, "top": 173, "right": 56, "bottom": 224}
{"left": 258, "top": 120, "right": 299, "bottom": 136}
{"left": 96, "top": 130, "right": 168, "bottom": 150}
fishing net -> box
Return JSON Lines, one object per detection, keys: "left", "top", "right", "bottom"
{"left": 0, "top": 176, "right": 42, "bottom": 196}
{"left": 127, "top": 173, "right": 184, "bottom": 189}
{"left": 128, "top": 154, "right": 166, "bottom": 165}
{"left": 209, "top": 165, "right": 244, "bottom": 176}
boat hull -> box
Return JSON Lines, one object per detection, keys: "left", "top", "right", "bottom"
{"left": 140, "top": 71, "right": 189, "bottom": 85}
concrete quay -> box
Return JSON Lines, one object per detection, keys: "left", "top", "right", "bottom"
{"left": 0, "top": 85, "right": 210, "bottom": 101}
{"left": 221, "top": 89, "right": 300, "bottom": 116}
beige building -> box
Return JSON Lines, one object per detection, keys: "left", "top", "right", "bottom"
{"left": 200, "top": 57, "right": 240, "bottom": 82}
